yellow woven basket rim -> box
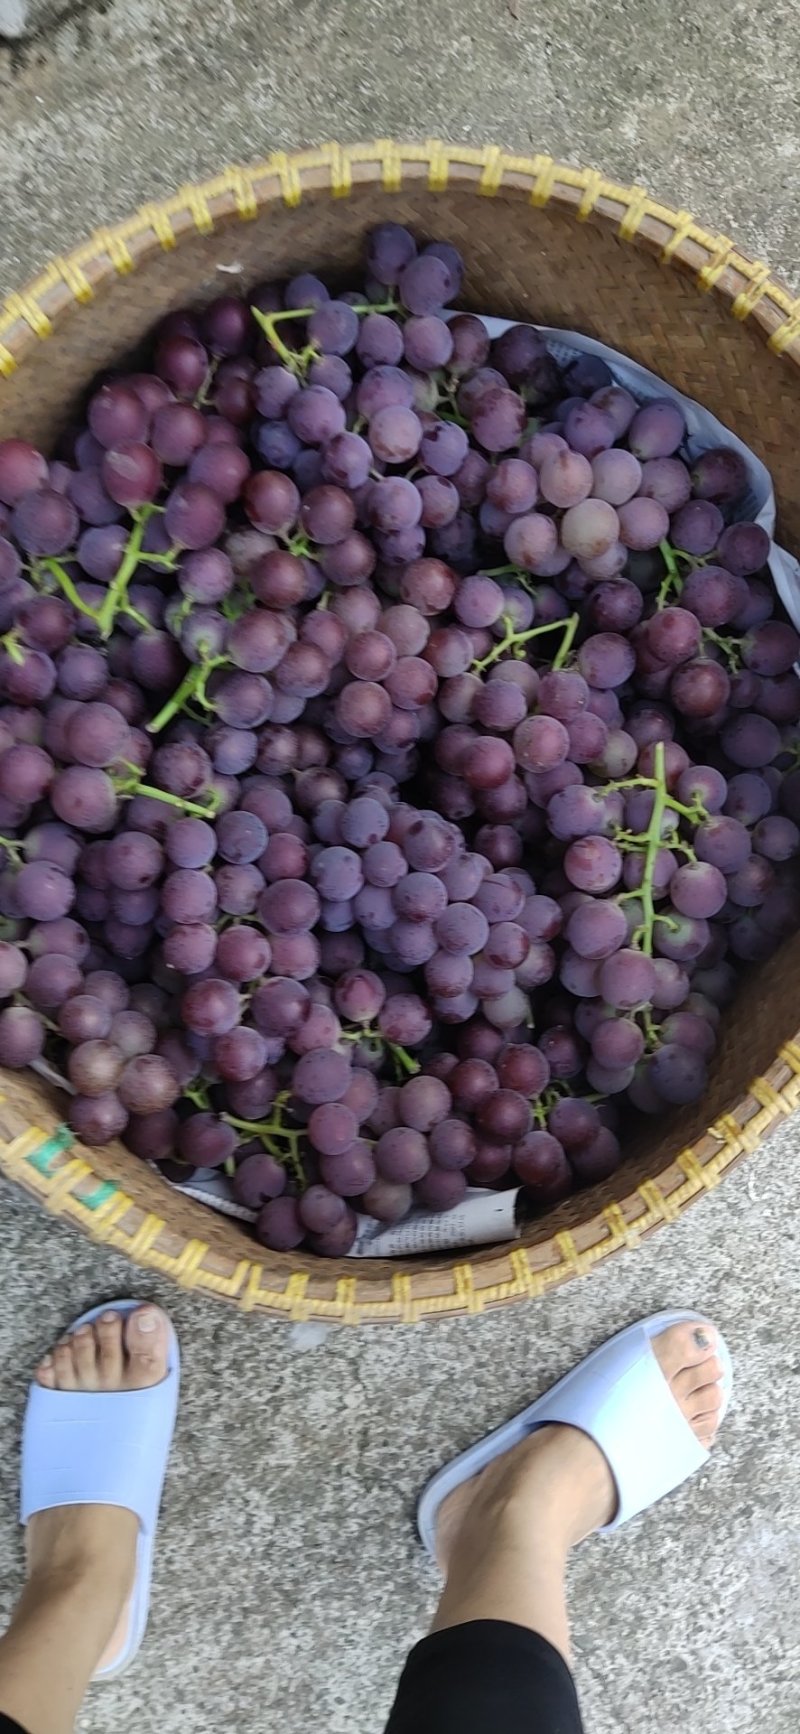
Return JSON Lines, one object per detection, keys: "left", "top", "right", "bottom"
{"left": 1, "top": 139, "right": 799, "bottom": 1324}
{"left": 4, "top": 141, "right": 800, "bottom": 375}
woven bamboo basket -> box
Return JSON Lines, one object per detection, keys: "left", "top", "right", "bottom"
{"left": 1, "top": 141, "right": 800, "bottom": 1324}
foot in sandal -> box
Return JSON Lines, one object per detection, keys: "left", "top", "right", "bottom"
{"left": 418, "top": 1312, "right": 731, "bottom": 1663}
{"left": 0, "top": 1300, "right": 178, "bottom": 1734}
{"left": 26, "top": 1305, "right": 173, "bottom": 1678}
{"left": 435, "top": 1317, "right": 726, "bottom": 1570}
{"left": 433, "top": 1317, "right": 725, "bottom": 1581}
{"left": 378, "top": 1316, "right": 730, "bottom": 1732}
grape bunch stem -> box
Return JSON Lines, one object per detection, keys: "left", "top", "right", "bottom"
{"left": 35, "top": 506, "right": 177, "bottom": 641}
{"left": 146, "top": 656, "right": 229, "bottom": 735}
{"left": 112, "top": 761, "right": 222, "bottom": 819}
{"left": 656, "top": 538, "right": 705, "bottom": 609}
{"left": 339, "top": 1023, "right": 420, "bottom": 1078}
{"left": 224, "top": 1094, "right": 307, "bottom": 1189}
{"left": 598, "top": 745, "right": 707, "bottom": 955}
{"left": 471, "top": 610, "right": 579, "bottom": 675}
{"left": 252, "top": 301, "right": 397, "bottom": 378}
{"left": 628, "top": 740, "right": 668, "bottom": 956}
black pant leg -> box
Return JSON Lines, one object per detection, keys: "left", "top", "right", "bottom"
{"left": 0, "top": 1717, "right": 29, "bottom": 1734}
{"left": 384, "top": 1619, "right": 585, "bottom": 1734}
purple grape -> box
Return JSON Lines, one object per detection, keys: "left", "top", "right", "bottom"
{"left": 233, "top": 1153, "right": 286, "bottom": 1208}
{"left": 512, "top": 1131, "right": 572, "bottom": 1200}
{"left": 564, "top": 403, "right": 616, "bottom": 458}
{"left": 628, "top": 399, "right": 685, "bottom": 459}
{"left": 649, "top": 1043, "right": 708, "bottom": 1104}
{"left": 670, "top": 499, "right": 724, "bottom": 556}
{"left": 0, "top": 439, "right": 49, "bottom": 504}
{"left": 256, "top": 1198, "right": 304, "bottom": 1251}
{"left": 691, "top": 446, "right": 748, "bottom": 503}
{"left": 598, "top": 948, "right": 656, "bottom": 1010}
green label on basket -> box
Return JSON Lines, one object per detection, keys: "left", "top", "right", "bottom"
{"left": 26, "top": 1126, "right": 74, "bottom": 1173}
{"left": 78, "top": 1179, "right": 118, "bottom": 1210}
{"left": 26, "top": 1126, "right": 118, "bottom": 1211}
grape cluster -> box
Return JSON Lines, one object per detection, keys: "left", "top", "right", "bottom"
{"left": 0, "top": 222, "right": 797, "bottom": 1255}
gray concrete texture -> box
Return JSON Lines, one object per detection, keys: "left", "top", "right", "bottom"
{"left": 1, "top": 2, "right": 800, "bottom": 1730}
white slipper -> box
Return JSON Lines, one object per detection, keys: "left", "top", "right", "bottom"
{"left": 417, "top": 1309, "right": 732, "bottom": 1557}
{"left": 20, "top": 1300, "right": 179, "bottom": 1681}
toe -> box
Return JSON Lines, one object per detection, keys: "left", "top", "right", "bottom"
{"left": 652, "top": 1320, "right": 718, "bottom": 1381}
{"left": 96, "top": 1311, "right": 125, "bottom": 1389}
{"left": 689, "top": 1381, "right": 724, "bottom": 1422}
{"left": 671, "top": 1355, "right": 724, "bottom": 1402}
{"left": 51, "top": 1339, "right": 78, "bottom": 1391}
{"left": 70, "top": 1324, "right": 100, "bottom": 1390}
{"left": 652, "top": 1319, "right": 727, "bottom": 1450}
{"left": 34, "top": 1353, "right": 55, "bottom": 1389}
{"left": 695, "top": 1417, "right": 721, "bottom": 1449}
{"left": 123, "top": 1306, "right": 170, "bottom": 1389}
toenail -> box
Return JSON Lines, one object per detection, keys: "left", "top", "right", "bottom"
{"left": 694, "top": 1328, "right": 711, "bottom": 1348}
{"left": 39, "top": 1354, "right": 52, "bottom": 1367}
{"left": 133, "top": 1308, "right": 158, "bottom": 1332}
{"left": 101, "top": 1312, "right": 119, "bottom": 1325}
{"left": 75, "top": 1325, "right": 92, "bottom": 1337}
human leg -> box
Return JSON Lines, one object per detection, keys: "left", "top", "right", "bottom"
{"left": 0, "top": 1307, "right": 171, "bottom": 1734}
{"left": 384, "top": 1319, "right": 725, "bottom": 1734}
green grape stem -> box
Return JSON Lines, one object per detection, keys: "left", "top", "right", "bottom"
{"left": 146, "top": 656, "right": 229, "bottom": 734}
{"left": 385, "top": 1038, "right": 420, "bottom": 1078}
{"left": 480, "top": 564, "right": 528, "bottom": 580}
{"left": 601, "top": 772, "right": 705, "bottom": 827}
{"left": 142, "top": 551, "right": 179, "bottom": 570}
{"left": 436, "top": 395, "right": 470, "bottom": 428}
{"left": 339, "top": 1023, "right": 420, "bottom": 1078}
{"left": 625, "top": 740, "right": 667, "bottom": 956}
{"left": 656, "top": 537, "right": 717, "bottom": 607}
{"left": 36, "top": 511, "right": 177, "bottom": 639}
{"left": 640, "top": 1007, "right": 662, "bottom": 1051}
{"left": 194, "top": 357, "right": 220, "bottom": 409}
{"left": 479, "top": 563, "right": 540, "bottom": 601}
{"left": 251, "top": 307, "right": 318, "bottom": 373}
{"left": 220, "top": 585, "right": 254, "bottom": 623}
{"left": 534, "top": 1075, "right": 596, "bottom": 1130}
{"left": 120, "top": 603, "right": 157, "bottom": 632}
{"left": 702, "top": 627, "right": 742, "bottom": 673}
{"left": 285, "top": 532, "right": 316, "bottom": 561}
{"left": 531, "top": 1080, "right": 572, "bottom": 1126}
{"left": 471, "top": 611, "right": 580, "bottom": 675}
{"left": 0, "top": 631, "right": 24, "bottom": 666}
{"left": 184, "top": 1081, "right": 211, "bottom": 1110}
{"left": 252, "top": 300, "right": 396, "bottom": 376}
{"left": 656, "top": 539, "right": 684, "bottom": 609}
{"left": 113, "top": 766, "right": 222, "bottom": 820}
{"left": 36, "top": 557, "right": 102, "bottom": 625}
{"left": 94, "top": 506, "right": 160, "bottom": 639}
{"left": 224, "top": 1103, "right": 307, "bottom": 1190}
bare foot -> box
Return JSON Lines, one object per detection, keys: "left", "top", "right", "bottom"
{"left": 27, "top": 1306, "right": 170, "bottom": 1673}
{"left": 436, "top": 1319, "right": 725, "bottom": 1572}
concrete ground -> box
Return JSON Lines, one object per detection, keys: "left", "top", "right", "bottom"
{"left": 1, "top": 4, "right": 800, "bottom": 1730}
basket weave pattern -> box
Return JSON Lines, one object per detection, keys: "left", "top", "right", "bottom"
{"left": 1, "top": 140, "right": 800, "bottom": 1323}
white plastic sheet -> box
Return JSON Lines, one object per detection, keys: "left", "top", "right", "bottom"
{"left": 482, "top": 316, "right": 800, "bottom": 632}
